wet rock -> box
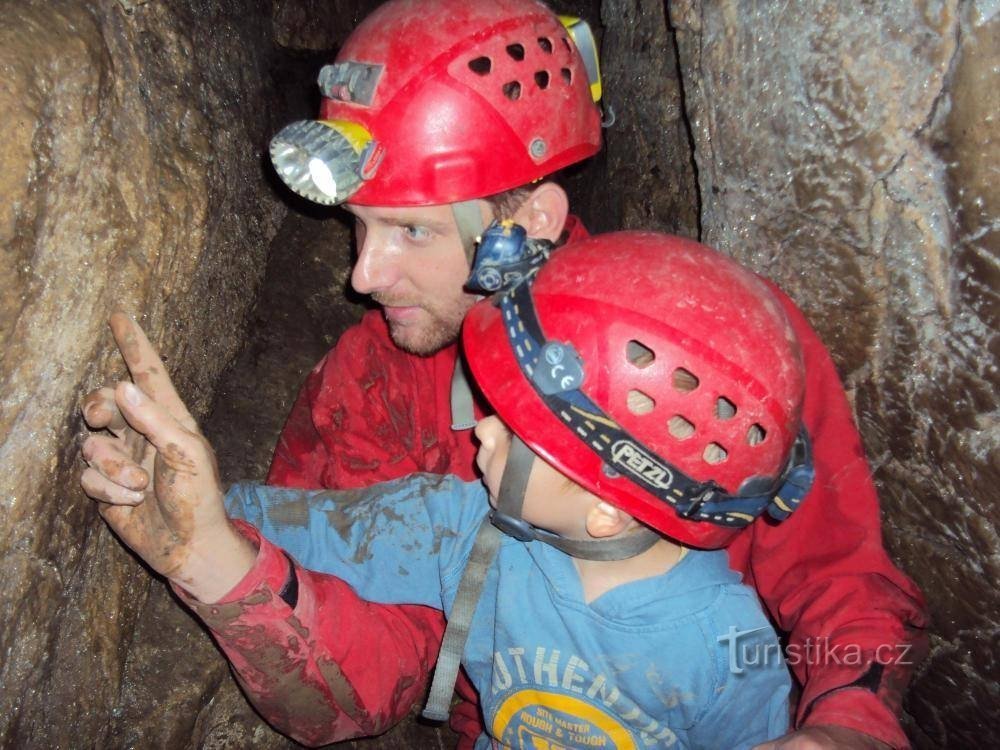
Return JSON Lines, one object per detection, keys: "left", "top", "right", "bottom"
{"left": 668, "top": 0, "right": 999, "bottom": 746}
{"left": 0, "top": 0, "right": 284, "bottom": 745}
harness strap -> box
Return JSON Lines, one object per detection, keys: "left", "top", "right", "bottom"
{"left": 422, "top": 436, "right": 533, "bottom": 722}
{"left": 421, "top": 515, "right": 501, "bottom": 722}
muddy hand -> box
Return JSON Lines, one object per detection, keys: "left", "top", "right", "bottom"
{"left": 81, "top": 315, "right": 254, "bottom": 602}
{"left": 81, "top": 313, "right": 200, "bottom": 491}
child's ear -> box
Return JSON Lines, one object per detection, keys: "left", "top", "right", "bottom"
{"left": 585, "top": 501, "right": 632, "bottom": 539}
{"left": 511, "top": 182, "right": 569, "bottom": 242}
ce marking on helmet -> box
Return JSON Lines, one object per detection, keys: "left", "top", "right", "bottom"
{"left": 544, "top": 343, "right": 578, "bottom": 391}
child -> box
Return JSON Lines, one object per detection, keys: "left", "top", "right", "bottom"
{"left": 218, "top": 230, "right": 811, "bottom": 749}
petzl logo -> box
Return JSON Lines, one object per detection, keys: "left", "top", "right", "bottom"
{"left": 610, "top": 441, "right": 674, "bottom": 489}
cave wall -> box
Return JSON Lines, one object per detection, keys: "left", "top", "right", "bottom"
{"left": 0, "top": 0, "right": 996, "bottom": 748}
{"left": 0, "top": 0, "right": 287, "bottom": 746}
{"left": 661, "top": 1, "right": 998, "bottom": 747}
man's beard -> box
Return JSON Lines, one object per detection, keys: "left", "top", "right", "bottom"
{"left": 375, "top": 293, "right": 476, "bottom": 356}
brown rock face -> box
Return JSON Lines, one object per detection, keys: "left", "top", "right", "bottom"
{"left": 0, "top": 0, "right": 285, "bottom": 745}
{"left": 1, "top": 0, "right": 996, "bottom": 747}
{"left": 667, "top": 0, "right": 998, "bottom": 747}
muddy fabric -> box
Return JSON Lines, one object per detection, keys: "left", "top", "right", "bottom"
{"left": 222, "top": 474, "right": 790, "bottom": 749}
{"left": 174, "top": 520, "right": 442, "bottom": 746}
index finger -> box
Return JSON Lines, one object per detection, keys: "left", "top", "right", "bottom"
{"left": 108, "top": 312, "right": 196, "bottom": 430}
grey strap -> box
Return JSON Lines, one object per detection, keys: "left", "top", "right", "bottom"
{"left": 422, "top": 436, "right": 534, "bottom": 722}
{"left": 422, "top": 515, "right": 501, "bottom": 721}
{"left": 532, "top": 525, "right": 660, "bottom": 561}
{"left": 449, "top": 198, "right": 485, "bottom": 432}
{"left": 451, "top": 199, "right": 485, "bottom": 262}
{"left": 493, "top": 437, "right": 662, "bottom": 561}
{"left": 450, "top": 357, "right": 477, "bottom": 431}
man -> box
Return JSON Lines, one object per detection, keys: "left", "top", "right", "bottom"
{"left": 82, "top": 1, "right": 926, "bottom": 748}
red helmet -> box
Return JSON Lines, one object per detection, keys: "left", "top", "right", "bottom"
{"left": 270, "top": 0, "right": 603, "bottom": 206}
{"left": 463, "top": 232, "right": 808, "bottom": 548}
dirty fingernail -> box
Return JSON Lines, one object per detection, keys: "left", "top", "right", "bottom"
{"left": 123, "top": 383, "right": 142, "bottom": 406}
{"left": 126, "top": 489, "right": 145, "bottom": 504}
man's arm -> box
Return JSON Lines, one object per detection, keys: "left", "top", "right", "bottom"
{"left": 735, "top": 287, "right": 928, "bottom": 750}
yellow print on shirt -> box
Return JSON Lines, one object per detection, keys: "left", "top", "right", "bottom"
{"left": 492, "top": 690, "right": 638, "bottom": 749}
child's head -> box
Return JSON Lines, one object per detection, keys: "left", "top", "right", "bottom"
{"left": 463, "top": 231, "right": 812, "bottom": 550}
{"left": 474, "top": 415, "right": 643, "bottom": 543}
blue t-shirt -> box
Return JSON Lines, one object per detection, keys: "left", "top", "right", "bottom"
{"left": 228, "top": 474, "right": 790, "bottom": 749}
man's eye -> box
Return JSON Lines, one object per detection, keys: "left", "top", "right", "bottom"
{"left": 403, "top": 225, "right": 431, "bottom": 241}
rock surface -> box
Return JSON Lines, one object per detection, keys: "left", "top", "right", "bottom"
{"left": 0, "top": 0, "right": 285, "bottom": 746}
{"left": 668, "top": 1, "right": 999, "bottom": 746}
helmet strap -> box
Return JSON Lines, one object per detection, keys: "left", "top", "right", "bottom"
{"left": 449, "top": 200, "right": 486, "bottom": 431}
{"left": 491, "top": 436, "right": 661, "bottom": 561}
{"left": 451, "top": 199, "right": 485, "bottom": 264}
{"left": 449, "top": 357, "right": 477, "bottom": 431}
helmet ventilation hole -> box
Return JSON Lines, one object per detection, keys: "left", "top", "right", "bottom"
{"left": 747, "top": 424, "right": 767, "bottom": 446}
{"left": 534, "top": 70, "right": 550, "bottom": 89}
{"left": 561, "top": 67, "right": 572, "bottom": 84}
{"left": 627, "top": 390, "right": 655, "bottom": 415}
{"left": 668, "top": 415, "right": 695, "bottom": 440}
{"left": 561, "top": 36, "right": 571, "bottom": 52}
{"left": 672, "top": 368, "right": 699, "bottom": 392}
{"left": 537, "top": 37, "right": 553, "bottom": 53}
{"left": 703, "top": 442, "right": 728, "bottom": 464}
{"left": 503, "top": 81, "right": 522, "bottom": 100}
{"left": 626, "top": 340, "right": 655, "bottom": 369}
{"left": 468, "top": 56, "right": 492, "bottom": 75}
{"left": 506, "top": 43, "right": 525, "bottom": 61}
{"left": 716, "top": 396, "right": 737, "bottom": 420}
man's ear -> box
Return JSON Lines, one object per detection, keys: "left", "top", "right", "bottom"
{"left": 585, "top": 501, "right": 632, "bottom": 539}
{"left": 511, "top": 182, "right": 569, "bottom": 241}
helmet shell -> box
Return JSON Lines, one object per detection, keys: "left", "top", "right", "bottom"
{"left": 463, "top": 232, "right": 806, "bottom": 548}
{"left": 322, "top": 0, "right": 602, "bottom": 205}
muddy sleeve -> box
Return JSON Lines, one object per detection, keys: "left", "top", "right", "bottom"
{"left": 265, "top": 312, "right": 430, "bottom": 490}
{"left": 744, "top": 284, "right": 928, "bottom": 749}
{"left": 176, "top": 520, "right": 447, "bottom": 745}
{"left": 224, "top": 473, "right": 486, "bottom": 607}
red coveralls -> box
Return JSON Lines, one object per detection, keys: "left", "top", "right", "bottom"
{"left": 197, "top": 219, "right": 927, "bottom": 748}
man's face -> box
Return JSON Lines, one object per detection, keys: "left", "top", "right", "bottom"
{"left": 346, "top": 203, "right": 484, "bottom": 355}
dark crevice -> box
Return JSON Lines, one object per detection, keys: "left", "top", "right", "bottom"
{"left": 663, "top": 1, "right": 701, "bottom": 240}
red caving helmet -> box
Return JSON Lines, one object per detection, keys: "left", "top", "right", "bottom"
{"left": 270, "top": 0, "right": 604, "bottom": 207}
{"left": 463, "top": 232, "right": 808, "bottom": 548}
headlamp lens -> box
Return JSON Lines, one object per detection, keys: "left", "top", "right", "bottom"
{"left": 269, "top": 119, "right": 377, "bottom": 205}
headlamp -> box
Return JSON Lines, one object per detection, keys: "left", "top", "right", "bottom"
{"left": 269, "top": 119, "right": 382, "bottom": 205}
{"left": 559, "top": 16, "right": 602, "bottom": 103}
